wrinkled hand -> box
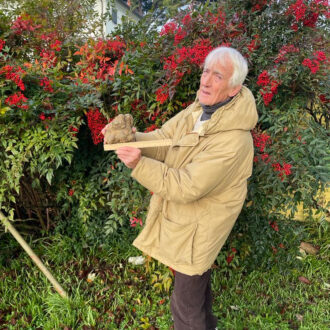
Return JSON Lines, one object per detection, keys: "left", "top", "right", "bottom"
{"left": 101, "top": 124, "right": 137, "bottom": 137}
{"left": 116, "top": 146, "right": 141, "bottom": 169}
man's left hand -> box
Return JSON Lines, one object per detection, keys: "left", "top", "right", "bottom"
{"left": 116, "top": 147, "right": 141, "bottom": 169}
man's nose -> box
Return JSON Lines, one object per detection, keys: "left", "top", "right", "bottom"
{"left": 202, "top": 73, "right": 211, "bottom": 86}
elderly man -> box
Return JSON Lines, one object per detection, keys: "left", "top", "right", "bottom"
{"left": 110, "top": 47, "right": 258, "bottom": 330}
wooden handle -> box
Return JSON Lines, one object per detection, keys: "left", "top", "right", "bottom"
{"left": 104, "top": 139, "right": 172, "bottom": 151}
{"left": 0, "top": 212, "right": 68, "bottom": 299}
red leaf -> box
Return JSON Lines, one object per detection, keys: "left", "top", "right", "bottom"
{"left": 298, "top": 276, "right": 311, "bottom": 284}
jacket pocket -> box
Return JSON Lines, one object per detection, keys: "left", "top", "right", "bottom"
{"left": 159, "top": 217, "right": 197, "bottom": 265}
{"left": 165, "top": 200, "right": 199, "bottom": 225}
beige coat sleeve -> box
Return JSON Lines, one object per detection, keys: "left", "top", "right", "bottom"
{"left": 135, "top": 109, "right": 187, "bottom": 161}
{"left": 131, "top": 133, "right": 252, "bottom": 204}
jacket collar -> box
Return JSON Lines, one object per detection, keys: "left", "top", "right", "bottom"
{"left": 185, "top": 86, "right": 258, "bottom": 136}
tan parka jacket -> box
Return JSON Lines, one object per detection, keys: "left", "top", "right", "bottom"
{"left": 131, "top": 86, "right": 258, "bottom": 275}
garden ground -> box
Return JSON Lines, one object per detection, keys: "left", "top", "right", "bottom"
{"left": 0, "top": 220, "right": 329, "bottom": 330}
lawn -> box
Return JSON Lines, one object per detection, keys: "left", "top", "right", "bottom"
{"left": 0, "top": 221, "right": 329, "bottom": 330}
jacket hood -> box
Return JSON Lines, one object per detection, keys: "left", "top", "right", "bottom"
{"left": 192, "top": 85, "right": 258, "bottom": 135}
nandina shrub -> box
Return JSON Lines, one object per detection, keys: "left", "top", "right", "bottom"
{"left": 0, "top": 1, "right": 149, "bottom": 237}
{"left": 0, "top": 1, "right": 106, "bottom": 230}
{"left": 0, "top": 0, "right": 328, "bottom": 262}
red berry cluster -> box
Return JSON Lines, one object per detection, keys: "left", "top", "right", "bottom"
{"left": 253, "top": 129, "right": 293, "bottom": 181}
{"left": 68, "top": 125, "right": 79, "bottom": 137}
{"left": 144, "top": 124, "right": 158, "bottom": 133}
{"left": 174, "top": 27, "right": 187, "bottom": 46}
{"left": 39, "top": 32, "right": 58, "bottom": 42}
{"left": 246, "top": 34, "right": 260, "bottom": 54}
{"left": 256, "top": 70, "right": 280, "bottom": 106}
{"left": 0, "top": 65, "right": 26, "bottom": 91}
{"left": 252, "top": 0, "right": 268, "bottom": 12}
{"left": 163, "top": 39, "right": 213, "bottom": 73}
{"left": 0, "top": 39, "right": 5, "bottom": 52}
{"left": 272, "top": 162, "right": 292, "bottom": 181}
{"left": 160, "top": 22, "right": 178, "bottom": 36}
{"left": 256, "top": 70, "right": 270, "bottom": 87}
{"left": 39, "top": 112, "right": 54, "bottom": 121}
{"left": 39, "top": 77, "right": 54, "bottom": 92}
{"left": 302, "top": 51, "right": 327, "bottom": 74}
{"left": 182, "top": 14, "right": 192, "bottom": 26}
{"left": 161, "top": 39, "right": 213, "bottom": 98}
{"left": 287, "top": 0, "right": 307, "bottom": 21}
{"left": 5, "top": 92, "right": 28, "bottom": 109}
{"left": 319, "top": 94, "right": 329, "bottom": 103}
{"left": 159, "top": 18, "right": 188, "bottom": 44}
{"left": 50, "top": 40, "right": 62, "bottom": 52}
{"left": 155, "top": 84, "right": 169, "bottom": 104}
{"left": 86, "top": 108, "right": 108, "bottom": 145}
{"left": 286, "top": 0, "right": 328, "bottom": 30}
{"left": 252, "top": 130, "right": 271, "bottom": 153}
{"left": 131, "top": 99, "right": 147, "bottom": 113}
{"left": 274, "top": 44, "right": 300, "bottom": 63}
{"left": 207, "top": 9, "right": 226, "bottom": 27}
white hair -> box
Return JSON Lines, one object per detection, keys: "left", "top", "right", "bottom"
{"left": 204, "top": 47, "right": 248, "bottom": 87}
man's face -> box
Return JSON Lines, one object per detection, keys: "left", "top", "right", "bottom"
{"left": 199, "top": 57, "right": 241, "bottom": 105}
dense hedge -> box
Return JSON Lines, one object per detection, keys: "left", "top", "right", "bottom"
{"left": 0, "top": 0, "right": 328, "bottom": 267}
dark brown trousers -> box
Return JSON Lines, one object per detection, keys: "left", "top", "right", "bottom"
{"left": 170, "top": 269, "right": 218, "bottom": 330}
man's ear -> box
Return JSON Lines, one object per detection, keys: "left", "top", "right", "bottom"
{"left": 229, "top": 85, "right": 242, "bottom": 97}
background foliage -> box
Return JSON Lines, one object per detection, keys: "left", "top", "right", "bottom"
{"left": 0, "top": 0, "right": 329, "bottom": 270}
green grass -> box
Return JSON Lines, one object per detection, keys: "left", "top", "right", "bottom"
{"left": 0, "top": 223, "right": 329, "bottom": 329}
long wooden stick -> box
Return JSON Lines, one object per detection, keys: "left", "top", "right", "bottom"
{"left": 104, "top": 139, "right": 172, "bottom": 151}
{"left": 0, "top": 211, "right": 68, "bottom": 299}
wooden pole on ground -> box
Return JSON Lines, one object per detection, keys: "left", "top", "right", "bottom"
{"left": 0, "top": 211, "right": 68, "bottom": 299}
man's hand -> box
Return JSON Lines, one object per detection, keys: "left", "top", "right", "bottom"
{"left": 116, "top": 146, "right": 141, "bottom": 169}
